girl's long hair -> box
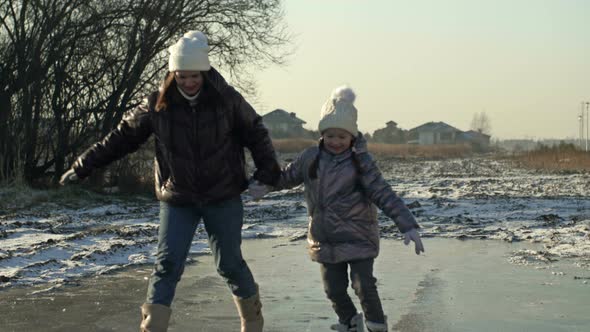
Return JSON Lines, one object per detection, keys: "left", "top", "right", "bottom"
{"left": 308, "top": 139, "right": 323, "bottom": 180}
{"left": 308, "top": 137, "right": 361, "bottom": 180}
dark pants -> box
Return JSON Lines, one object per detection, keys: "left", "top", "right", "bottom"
{"left": 146, "top": 197, "right": 257, "bottom": 306}
{"left": 320, "top": 258, "right": 385, "bottom": 324}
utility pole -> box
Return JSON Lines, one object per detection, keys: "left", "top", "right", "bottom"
{"left": 578, "top": 102, "right": 585, "bottom": 150}
{"left": 578, "top": 115, "right": 584, "bottom": 150}
{"left": 586, "top": 102, "right": 590, "bottom": 152}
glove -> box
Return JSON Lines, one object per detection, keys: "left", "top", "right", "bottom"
{"left": 403, "top": 228, "right": 425, "bottom": 255}
{"left": 354, "top": 132, "right": 367, "bottom": 153}
{"left": 248, "top": 180, "right": 270, "bottom": 200}
{"left": 59, "top": 168, "right": 79, "bottom": 186}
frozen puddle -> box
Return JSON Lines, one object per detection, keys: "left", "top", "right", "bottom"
{"left": 1, "top": 157, "right": 588, "bottom": 288}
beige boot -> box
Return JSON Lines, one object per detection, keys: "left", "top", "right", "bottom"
{"left": 140, "top": 303, "right": 172, "bottom": 332}
{"left": 233, "top": 287, "right": 264, "bottom": 332}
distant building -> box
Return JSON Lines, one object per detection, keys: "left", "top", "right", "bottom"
{"left": 408, "top": 121, "right": 462, "bottom": 145}
{"left": 262, "top": 109, "right": 309, "bottom": 138}
{"left": 458, "top": 130, "right": 491, "bottom": 151}
{"left": 372, "top": 120, "right": 406, "bottom": 144}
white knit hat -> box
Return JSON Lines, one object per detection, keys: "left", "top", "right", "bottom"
{"left": 318, "top": 86, "right": 358, "bottom": 136}
{"left": 168, "top": 31, "right": 211, "bottom": 72}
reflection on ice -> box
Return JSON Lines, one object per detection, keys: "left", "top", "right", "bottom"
{"left": 1, "top": 157, "right": 588, "bottom": 288}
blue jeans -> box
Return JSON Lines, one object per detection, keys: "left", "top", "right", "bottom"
{"left": 146, "top": 197, "right": 257, "bottom": 306}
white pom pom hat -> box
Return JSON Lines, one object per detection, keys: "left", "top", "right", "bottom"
{"left": 318, "top": 86, "right": 358, "bottom": 136}
{"left": 168, "top": 31, "right": 211, "bottom": 72}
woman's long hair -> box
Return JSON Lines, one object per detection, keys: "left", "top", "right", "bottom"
{"left": 155, "top": 72, "right": 176, "bottom": 112}
{"left": 155, "top": 71, "right": 209, "bottom": 112}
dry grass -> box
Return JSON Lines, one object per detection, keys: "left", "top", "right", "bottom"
{"left": 272, "top": 139, "right": 474, "bottom": 158}
{"left": 272, "top": 138, "right": 318, "bottom": 153}
{"left": 367, "top": 143, "right": 473, "bottom": 158}
{"left": 0, "top": 184, "right": 114, "bottom": 212}
{"left": 512, "top": 149, "right": 590, "bottom": 172}
{"left": 110, "top": 139, "right": 155, "bottom": 194}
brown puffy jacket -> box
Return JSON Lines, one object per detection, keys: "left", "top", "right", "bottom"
{"left": 276, "top": 135, "right": 419, "bottom": 263}
{"left": 72, "top": 68, "right": 280, "bottom": 206}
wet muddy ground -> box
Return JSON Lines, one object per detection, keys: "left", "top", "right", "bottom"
{"left": 1, "top": 156, "right": 588, "bottom": 290}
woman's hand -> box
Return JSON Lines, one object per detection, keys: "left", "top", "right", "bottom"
{"left": 59, "top": 168, "right": 79, "bottom": 186}
{"left": 404, "top": 228, "right": 425, "bottom": 255}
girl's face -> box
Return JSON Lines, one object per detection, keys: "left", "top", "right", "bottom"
{"left": 174, "top": 71, "right": 203, "bottom": 96}
{"left": 322, "top": 128, "right": 354, "bottom": 155}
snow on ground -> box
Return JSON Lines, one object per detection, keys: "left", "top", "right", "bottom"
{"left": 0, "top": 157, "right": 588, "bottom": 289}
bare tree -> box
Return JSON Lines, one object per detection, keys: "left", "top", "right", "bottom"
{"left": 470, "top": 111, "right": 492, "bottom": 136}
{"left": 0, "top": 0, "right": 291, "bottom": 184}
{"left": 0, "top": 0, "right": 103, "bottom": 181}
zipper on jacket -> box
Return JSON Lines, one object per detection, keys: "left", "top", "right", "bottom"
{"left": 168, "top": 108, "right": 175, "bottom": 177}
{"left": 191, "top": 104, "right": 200, "bottom": 187}
{"left": 317, "top": 150, "right": 335, "bottom": 262}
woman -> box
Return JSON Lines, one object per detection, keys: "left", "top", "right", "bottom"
{"left": 60, "top": 31, "right": 280, "bottom": 332}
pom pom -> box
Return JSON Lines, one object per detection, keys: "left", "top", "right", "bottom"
{"left": 183, "top": 31, "right": 207, "bottom": 42}
{"left": 330, "top": 86, "right": 355, "bottom": 104}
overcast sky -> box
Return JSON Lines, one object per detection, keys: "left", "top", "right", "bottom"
{"left": 250, "top": 0, "right": 590, "bottom": 139}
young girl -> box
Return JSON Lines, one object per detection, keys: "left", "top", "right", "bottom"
{"left": 249, "top": 86, "right": 424, "bottom": 332}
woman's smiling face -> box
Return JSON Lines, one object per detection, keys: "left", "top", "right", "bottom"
{"left": 174, "top": 71, "right": 203, "bottom": 96}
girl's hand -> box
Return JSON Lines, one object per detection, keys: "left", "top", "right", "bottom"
{"left": 352, "top": 132, "right": 368, "bottom": 152}
{"left": 403, "top": 228, "right": 425, "bottom": 255}
{"left": 248, "top": 180, "right": 270, "bottom": 201}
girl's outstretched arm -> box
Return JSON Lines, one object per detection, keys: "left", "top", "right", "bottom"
{"left": 247, "top": 147, "right": 313, "bottom": 199}
{"left": 355, "top": 138, "right": 419, "bottom": 233}
{"left": 275, "top": 146, "right": 316, "bottom": 190}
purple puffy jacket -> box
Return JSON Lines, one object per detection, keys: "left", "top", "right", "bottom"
{"left": 276, "top": 135, "right": 419, "bottom": 264}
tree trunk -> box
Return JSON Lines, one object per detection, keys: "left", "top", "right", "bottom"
{"left": 0, "top": 90, "right": 11, "bottom": 180}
